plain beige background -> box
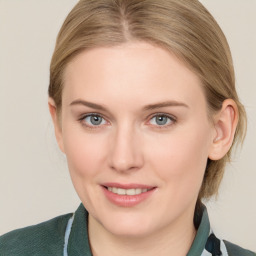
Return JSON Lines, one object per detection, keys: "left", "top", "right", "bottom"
{"left": 0, "top": 0, "right": 255, "bottom": 251}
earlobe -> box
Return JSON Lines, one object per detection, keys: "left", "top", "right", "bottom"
{"left": 208, "top": 99, "right": 238, "bottom": 160}
{"left": 48, "top": 98, "right": 65, "bottom": 154}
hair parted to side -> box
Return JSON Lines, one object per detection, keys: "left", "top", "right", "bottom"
{"left": 48, "top": 0, "right": 247, "bottom": 201}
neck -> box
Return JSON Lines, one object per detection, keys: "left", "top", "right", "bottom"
{"left": 88, "top": 208, "right": 196, "bottom": 256}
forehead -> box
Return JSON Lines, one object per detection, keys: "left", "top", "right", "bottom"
{"left": 63, "top": 42, "right": 206, "bottom": 111}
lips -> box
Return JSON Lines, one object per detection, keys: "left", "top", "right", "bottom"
{"left": 107, "top": 187, "right": 150, "bottom": 195}
{"left": 101, "top": 183, "right": 156, "bottom": 207}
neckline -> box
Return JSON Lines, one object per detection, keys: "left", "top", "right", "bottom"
{"left": 67, "top": 203, "right": 210, "bottom": 256}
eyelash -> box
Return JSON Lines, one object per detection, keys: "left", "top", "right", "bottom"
{"left": 78, "top": 112, "right": 177, "bottom": 130}
{"left": 148, "top": 113, "right": 177, "bottom": 129}
{"left": 78, "top": 113, "right": 107, "bottom": 130}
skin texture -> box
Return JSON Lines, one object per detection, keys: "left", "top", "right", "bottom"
{"left": 49, "top": 41, "right": 238, "bottom": 256}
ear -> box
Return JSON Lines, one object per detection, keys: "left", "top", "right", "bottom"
{"left": 208, "top": 99, "right": 239, "bottom": 160}
{"left": 48, "top": 98, "right": 65, "bottom": 153}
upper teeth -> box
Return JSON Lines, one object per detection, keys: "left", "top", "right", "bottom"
{"left": 107, "top": 187, "right": 149, "bottom": 195}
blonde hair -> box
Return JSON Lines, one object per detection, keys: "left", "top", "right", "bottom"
{"left": 49, "top": 0, "right": 247, "bottom": 200}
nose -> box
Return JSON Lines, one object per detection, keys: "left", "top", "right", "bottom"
{"left": 108, "top": 124, "right": 144, "bottom": 173}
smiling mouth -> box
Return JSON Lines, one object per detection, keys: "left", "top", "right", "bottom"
{"left": 106, "top": 187, "right": 153, "bottom": 196}
{"left": 102, "top": 184, "right": 156, "bottom": 207}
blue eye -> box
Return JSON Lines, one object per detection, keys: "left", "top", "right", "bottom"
{"left": 149, "top": 114, "right": 175, "bottom": 126}
{"left": 82, "top": 114, "right": 107, "bottom": 127}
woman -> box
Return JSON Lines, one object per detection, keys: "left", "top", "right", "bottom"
{"left": 0, "top": 0, "right": 255, "bottom": 255}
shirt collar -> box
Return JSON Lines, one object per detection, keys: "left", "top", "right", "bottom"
{"left": 67, "top": 204, "right": 91, "bottom": 256}
{"left": 187, "top": 205, "right": 210, "bottom": 255}
{"left": 67, "top": 203, "right": 210, "bottom": 256}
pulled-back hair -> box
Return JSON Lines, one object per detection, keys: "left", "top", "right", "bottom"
{"left": 49, "top": 0, "right": 247, "bottom": 200}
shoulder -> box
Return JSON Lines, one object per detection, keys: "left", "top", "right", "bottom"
{"left": 0, "top": 212, "right": 72, "bottom": 256}
{"left": 224, "top": 240, "right": 256, "bottom": 256}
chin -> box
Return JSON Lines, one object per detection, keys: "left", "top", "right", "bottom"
{"left": 96, "top": 210, "right": 158, "bottom": 237}
{"left": 107, "top": 223, "right": 154, "bottom": 238}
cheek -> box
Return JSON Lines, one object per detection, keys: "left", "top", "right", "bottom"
{"left": 147, "top": 123, "right": 211, "bottom": 190}
{"left": 62, "top": 126, "right": 108, "bottom": 179}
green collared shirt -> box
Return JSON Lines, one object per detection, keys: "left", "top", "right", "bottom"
{"left": 0, "top": 204, "right": 255, "bottom": 256}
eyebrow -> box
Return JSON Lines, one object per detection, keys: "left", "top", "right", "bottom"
{"left": 70, "top": 99, "right": 189, "bottom": 111}
{"left": 70, "top": 99, "right": 108, "bottom": 111}
{"left": 142, "top": 101, "right": 189, "bottom": 111}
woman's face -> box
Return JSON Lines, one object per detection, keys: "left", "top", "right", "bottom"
{"left": 57, "top": 42, "right": 216, "bottom": 237}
